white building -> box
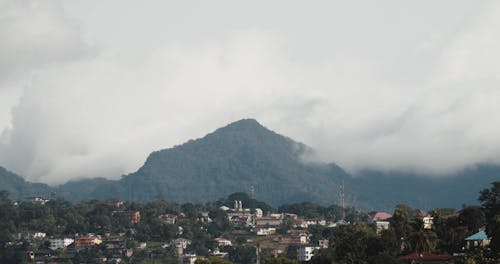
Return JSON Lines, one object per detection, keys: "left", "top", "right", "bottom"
{"left": 159, "top": 214, "right": 177, "bottom": 224}
{"left": 49, "top": 238, "right": 74, "bottom": 250}
{"left": 255, "top": 208, "right": 263, "bottom": 218}
{"left": 297, "top": 246, "right": 319, "bottom": 261}
{"left": 375, "top": 221, "right": 390, "bottom": 235}
{"left": 15, "top": 231, "right": 46, "bottom": 240}
{"left": 173, "top": 238, "right": 191, "bottom": 249}
{"left": 255, "top": 227, "right": 276, "bottom": 236}
{"left": 422, "top": 216, "right": 434, "bottom": 229}
{"left": 214, "top": 237, "right": 232, "bottom": 247}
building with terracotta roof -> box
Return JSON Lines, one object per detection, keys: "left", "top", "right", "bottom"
{"left": 75, "top": 235, "right": 102, "bottom": 247}
{"left": 400, "top": 252, "right": 454, "bottom": 264}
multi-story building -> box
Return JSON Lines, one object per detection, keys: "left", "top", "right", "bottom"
{"left": 297, "top": 246, "right": 319, "bottom": 261}
{"left": 75, "top": 235, "right": 103, "bottom": 247}
{"left": 49, "top": 238, "right": 74, "bottom": 250}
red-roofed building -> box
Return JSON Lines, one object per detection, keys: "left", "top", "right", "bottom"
{"left": 400, "top": 252, "right": 454, "bottom": 264}
{"left": 370, "top": 212, "right": 392, "bottom": 221}
{"left": 75, "top": 235, "right": 102, "bottom": 247}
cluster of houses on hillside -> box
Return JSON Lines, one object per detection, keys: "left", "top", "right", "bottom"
{"left": 22, "top": 232, "right": 137, "bottom": 263}
{"left": 10, "top": 197, "right": 493, "bottom": 263}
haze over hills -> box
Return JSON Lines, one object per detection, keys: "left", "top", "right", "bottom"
{"left": 0, "top": 119, "right": 498, "bottom": 211}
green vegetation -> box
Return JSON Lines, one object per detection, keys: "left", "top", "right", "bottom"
{"left": 2, "top": 119, "right": 499, "bottom": 211}
{"left": 308, "top": 182, "right": 500, "bottom": 264}
{"left": 0, "top": 182, "right": 498, "bottom": 263}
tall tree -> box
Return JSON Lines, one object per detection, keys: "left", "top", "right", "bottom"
{"left": 392, "top": 205, "right": 413, "bottom": 252}
{"left": 479, "top": 181, "right": 500, "bottom": 252}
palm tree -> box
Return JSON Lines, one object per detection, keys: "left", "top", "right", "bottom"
{"left": 409, "top": 229, "right": 438, "bottom": 253}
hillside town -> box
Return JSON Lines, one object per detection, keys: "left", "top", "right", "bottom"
{"left": 0, "top": 181, "right": 498, "bottom": 264}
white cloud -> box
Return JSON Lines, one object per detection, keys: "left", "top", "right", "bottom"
{"left": 1, "top": 1, "right": 500, "bottom": 183}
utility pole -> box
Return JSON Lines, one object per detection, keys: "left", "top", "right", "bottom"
{"left": 255, "top": 243, "right": 261, "bottom": 264}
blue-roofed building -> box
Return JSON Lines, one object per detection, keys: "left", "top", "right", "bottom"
{"left": 465, "top": 230, "right": 491, "bottom": 249}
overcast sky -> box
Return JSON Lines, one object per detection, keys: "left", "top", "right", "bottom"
{"left": 1, "top": 0, "right": 500, "bottom": 184}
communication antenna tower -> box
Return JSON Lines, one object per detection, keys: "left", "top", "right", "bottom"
{"left": 339, "top": 179, "right": 345, "bottom": 220}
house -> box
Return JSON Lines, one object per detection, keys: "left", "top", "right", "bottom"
{"left": 375, "top": 221, "right": 390, "bottom": 235}
{"left": 27, "top": 197, "right": 50, "bottom": 205}
{"left": 278, "top": 234, "right": 308, "bottom": 245}
{"left": 255, "top": 227, "right": 276, "bottom": 236}
{"left": 177, "top": 212, "right": 190, "bottom": 222}
{"left": 293, "top": 219, "right": 309, "bottom": 229}
{"left": 173, "top": 238, "right": 191, "bottom": 249}
{"left": 159, "top": 214, "right": 177, "bottom": 224}
{"left": 103, "top": 233, "right": 126, "bottom": 252}
{"left": 15, "top": 231, "right": 46, "bottom": 240}
{"left": 297, "top": 246, "right": 320, "bottom": 261}
{"left": 370, "top": 212, "right": 392, "bottom": 221}
{"left": 75, "top": 235, "right": 103, "bottom": 247}
{"left": 400, "top": 252, "right": 454, "bottom": 264}
{"left": 255, "top": 216, "right": 283, "bottom": 226}
{"left": 465, "top": 230, "right": 491, "bottom": 249}
{"left": 49, "top": 238, "right": 74, "bottom": 250}
{"left": 211, "top": 248, "right": 229, "bottom": 258}
{"left": 227, "top": 212, "right": 253, "bottom": 226}
{"left": 214, "top": 237, "right": 232, "bottom": 247}
{"left": 422, "top": 216, "right": 434, "bottom": 229}
{"left": 112, "top": 210, "right": 141, "bottom": 224}
{"left": 303, "top": 219, "right": 327, "bottom": 226}
{"left": 199, "top": 212, "right": 212, "bottom": 223}
{"left": 331, "top": 219, "right": 349, "bottom": 228}
{"left": 255, "top": 208, "right": 263, "bottom": 218}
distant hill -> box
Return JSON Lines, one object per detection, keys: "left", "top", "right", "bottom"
{"left": 0, "top": 167, "right": 53, "bottom": 200}
{"left": 90, "top": 119, "right": 349, "bottom": 205}
{"left": 349, "top": 166, "right": 499, "bottom": 211}
{"left": 1, "top": 119, "right": 498, "bottom": 211}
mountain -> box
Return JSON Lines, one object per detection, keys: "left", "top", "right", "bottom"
{"left": 0, "top": 119, "right": 498, "bottom": 211}
{"left": 90, "top": 119, "right": 349, "bottom": 205}
{"left": 350, "top": 166, "right": 499, "bottom": 211}
{"left": 0, "top": 166, "right": 53, "bottom": 199}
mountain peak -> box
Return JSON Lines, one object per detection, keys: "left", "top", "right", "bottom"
{"left": 221, "top": 118, "right": 265, "bottom": 131}
{"left": 207, "top": 118, "right": 277, "bottom": 140}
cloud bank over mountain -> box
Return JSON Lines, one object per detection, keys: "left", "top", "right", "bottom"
{"left": 1, "top": 0, "right": 500, "bottom": 184}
